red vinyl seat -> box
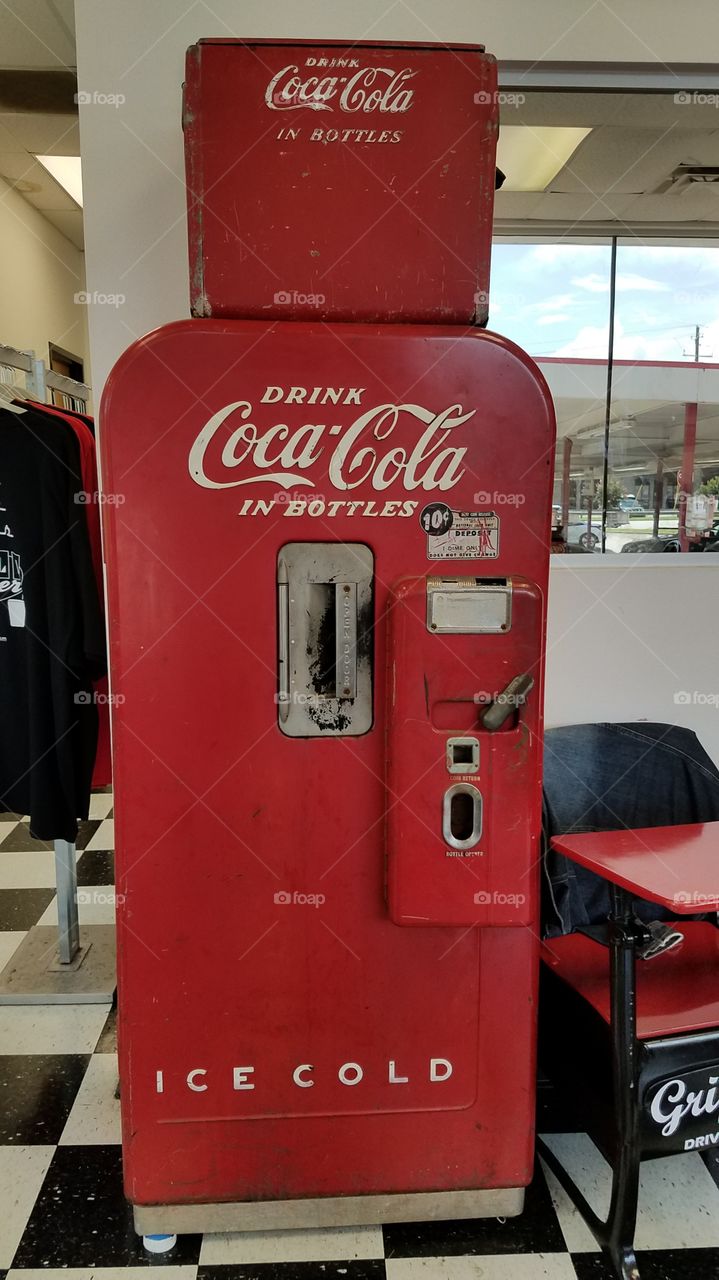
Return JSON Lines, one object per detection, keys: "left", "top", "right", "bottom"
{"left": 541, "top": 922, "right": 719, "bottom": 1039}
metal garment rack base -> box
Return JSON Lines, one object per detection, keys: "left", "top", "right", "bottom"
{"left": 0, "top": 838, "right": 116, "bottom": 1004}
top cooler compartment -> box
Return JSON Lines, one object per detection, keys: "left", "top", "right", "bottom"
{"left": 183, "top": 39, "right": 498, "bottom": 324}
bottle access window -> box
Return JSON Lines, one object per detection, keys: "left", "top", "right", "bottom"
{"left": 277, "top": 543, "right": 374, "bottom": 737}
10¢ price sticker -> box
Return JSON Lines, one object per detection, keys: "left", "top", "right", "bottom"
{"left": 421, "top": 504, "right": 500, "bottom": 560}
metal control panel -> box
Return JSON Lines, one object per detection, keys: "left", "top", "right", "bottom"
{"left": 386, "top": 574, "right": 544, "bottom": 927}
{"left": 426, "top": 577, "right": 512, "bottom": 634}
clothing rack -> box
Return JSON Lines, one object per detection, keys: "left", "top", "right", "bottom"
{"left": 0, "top": 342, "right": 91, "bottom": 412}
{"left": 0, "top": 345, "right": 115, "bottom": 1004}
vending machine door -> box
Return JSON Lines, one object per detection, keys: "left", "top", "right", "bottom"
{"left": 101, "top": 318, "right": 555, "bottom": 1231}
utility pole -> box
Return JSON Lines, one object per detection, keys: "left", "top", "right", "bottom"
{"left": 683, "top": 324, "right": 712, "bottom": 362}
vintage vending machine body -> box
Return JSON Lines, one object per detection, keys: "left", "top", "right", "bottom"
{"left": 101, "top": 40, "right": 556, "bottom": 1234}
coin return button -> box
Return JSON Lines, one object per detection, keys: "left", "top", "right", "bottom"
{"left": 446, "top": 736, "right": 480, "bottom": 774}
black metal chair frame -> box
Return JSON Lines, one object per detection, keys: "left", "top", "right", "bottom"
{"left": 538, "top": 883, "right": 719, "bottom": 1280}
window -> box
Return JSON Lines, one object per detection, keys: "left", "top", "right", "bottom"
{"left": 491, "top": 240, "right": 719, "bottom": 556}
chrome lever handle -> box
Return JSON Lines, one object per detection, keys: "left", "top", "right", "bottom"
{"left": 481, "top": 672, "right": 534, "bottom": 732}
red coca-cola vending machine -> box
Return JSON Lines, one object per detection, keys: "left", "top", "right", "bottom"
{"left": 101, "top": 40, "right": 556, "bottom": 1236}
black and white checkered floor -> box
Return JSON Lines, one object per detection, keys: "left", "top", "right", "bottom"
{"left": 1, "top": 797, "right": 719, "bottom": 1279}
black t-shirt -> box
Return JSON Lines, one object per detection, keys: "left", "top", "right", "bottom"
{"left": 0, "top": 406, "right": 106, "bottom": 840}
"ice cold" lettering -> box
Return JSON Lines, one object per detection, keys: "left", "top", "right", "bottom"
{"left": 155, "top": 1057, "right": 453, "bottom": 1094}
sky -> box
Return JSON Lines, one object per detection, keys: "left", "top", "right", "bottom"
{"left": 489, "top": 243, "right": 719, "bottom": 364}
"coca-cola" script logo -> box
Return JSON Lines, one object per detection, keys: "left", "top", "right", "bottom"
{"left": 188, "top": 397, "right": 473, "bottom": 493}
{"left": 265, "top": 64, "right": 416, "bottom": 114}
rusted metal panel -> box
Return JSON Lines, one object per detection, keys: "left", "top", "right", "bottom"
{"left": 182, "top": 39, "right": 498, "bottom": 324}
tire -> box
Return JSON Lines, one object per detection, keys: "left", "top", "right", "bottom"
{"left": 579, "top": 531, "right": 599, "bottom": 550}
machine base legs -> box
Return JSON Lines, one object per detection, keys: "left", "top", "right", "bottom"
{"left": 143, "top": 1234, "right": 177, "bottom": 1254}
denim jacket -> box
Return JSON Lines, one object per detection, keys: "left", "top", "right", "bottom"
{"left": 542, "top": 723, "right": 719, "bottom": 936}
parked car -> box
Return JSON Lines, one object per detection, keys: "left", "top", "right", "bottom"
{"left": 566, "top": 519, "right": 602, "bottom": 550}
{"left": 551, "top": 507, "right": 602, "bottom": 549}
{"left": 618, "top": 496, "right": 645, "bottom": 515}
{"left": 621, "top": 535, "right": 679, "bottom": 553}
{"left": 621, "top": 520, "right": 719, "bottom": 553}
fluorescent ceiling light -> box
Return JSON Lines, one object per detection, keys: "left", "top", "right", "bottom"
{"left": 35, "top": 155, "right": 83, "bottom": 207}
{"left": 575, "top": 417, "right": 636, "bottom": 440}
{"left": 497, "top": 127, "right": 591, "bottom": 192}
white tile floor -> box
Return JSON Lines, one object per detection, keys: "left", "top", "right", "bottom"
{"left": 36, "top": 886, "right": 118, "bottom": 926}
{"left": 0, "top": 1146, "right": 55, "bottom": 1268}
{"left": 86, "top": 818, "right": 114, "bottom": 850}
{"left": 59, "top": 1055, "right": 122, "bottom": 1146}
{"left": 0, "top": 1004, "right": 110, "bottom": 1055}
{"left": 385, "top": 1259, "right": 579, "bottom": 1279}
{"left": 0, "top": 851, "right": 74, "bottom": 890}
{"left": 2, "top": 800, "right": 719, "bottom": 1278}
{"left": 0, "top": 930, "right": 27, "bottom": 969}
{"left": 88, "top": 794, "right": 115, "bottom": 821}
{"left": 542, "top": 1132, "right": 719, "bottom": 1252}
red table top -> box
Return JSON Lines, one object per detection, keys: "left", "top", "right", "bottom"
{"left": 551, "top": 822, "right": 719, "bottom": 914}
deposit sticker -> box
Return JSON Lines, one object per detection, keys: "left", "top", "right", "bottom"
{"left": 422, "top": 507, "right": 500, "bottom": 560}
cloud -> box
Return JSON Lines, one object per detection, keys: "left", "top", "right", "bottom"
{"left": 552, "top": 324, "right": 610, "bottom": 358}
{"left": 528, "top": 244, "right": 608, "bottom": 266}
{"left": 531, "top": 293, "right": 577, "bottom": 313}
{"left": 537, "top": 313, "right": 571, "bottom": 326}
{"left": 617, "top": 246, "right": 719, "bottom": 274}
{"left": 572, "top": 274, "right": 609, "bottom": 293}
{"left": 616, "top": 273, "right": 672, "bottom": 293}
{"left": 545, "top": 316, "right": 719, "bottom": 361}
{"left": 572, "top": 272, "right": 672, "bottom": 294}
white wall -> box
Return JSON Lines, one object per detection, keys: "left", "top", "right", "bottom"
{"left": 74, "top": 0, "right": 719, "bottom": 767}
{"left": 0, "top": 173, "right": 88, "bottom": 376}
{"left": 74, "top": 0, "right": 719, "bottom": 395}
{"left": 547, "top": 559, "right": 719, "bottom": 761}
